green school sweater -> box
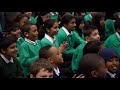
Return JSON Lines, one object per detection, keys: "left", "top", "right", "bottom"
{"left": 29, "top": 16, "right": 37, "bottom": 24}
{"left": 84, "top": 13, "right": 92, "bottom": 23}
{"left": 105, "top": 19, "right": 116, "bottom": 38}
{"left": 18, "top": 40, "right": 42, "bottom": 77}
{"left": 0, "top": 56, "right": 24, "bottom": 78}
{"left": 41, "top": 37, "right": 59, "bottom": 48}
{"left": 104, "top": 33, "right": 120, "bottom": 58}
{"left": 72, "top": 42, "right": 87, "bottom": 72}
{"left": 17, "top": 37, "right": 25, "bottom": 60}
{"left": 56, "top": 27, "right": 85, "bottom": 54}
{"left": 73, "top": 30, "right": 85, "bottom": 41}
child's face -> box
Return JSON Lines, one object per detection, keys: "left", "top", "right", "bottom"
{"left": 48, "top": 22, "right": 59, "bottom": 36}
{"left": 31, "top": 68, "right": 53, "bottom": 78}
{"left": 100, "top": 17, "right": 105, "bottom": 26}
{"left": 49, "top": 47, "right": 64, "bottom": 66}
{"left": 3, "top": 43, "right": 18, "bottom": 58}
{"left": 10, "top": 28, "right": 21, "bottom": 38}
{"left": 106, "top": 57, "right": 119, "bottom": 73}
{"left": 27, "top": 25, "right": 38, "bottom": 41}
{"left": 66, "top": 18, "right": 76, "bottom": 31}
{"left": 79, "top": 21, "right": 85, "bottom": 30}
{"left": 19, "top": 17, "right": 29, "bottom": 27}
{"left": 89, "top": 29, "right": 100, "bottom": 41}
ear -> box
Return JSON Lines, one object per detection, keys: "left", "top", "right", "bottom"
{"left": 1, "top": 49, "right": 6, "bottom": 54}
{"left": 91, "top": 70, "right": 98, "bottom": 78}
{"left": 48, "top": 57, "right": 53, "bottom": 63}
{"left": 85, "top": 36, "right": 90, "bottom": 42}
{"left": 30, "top": 74, "right": 34, "bottom": 78}
{"left": 46, "top": 28, "right": 50, "bottom": 33}
{"left": 24, "top": 32, "right": 29, "bottom": 37}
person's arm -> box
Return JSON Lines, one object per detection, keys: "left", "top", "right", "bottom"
{"left": 18, "top": 45, "right": 39, "bottom": 67}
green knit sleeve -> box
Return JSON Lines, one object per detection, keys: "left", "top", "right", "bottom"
{"left": 18, "top": 44, "right": 39, "bottom": 67}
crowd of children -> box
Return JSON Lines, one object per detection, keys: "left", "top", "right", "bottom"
{"left": 0, "top": 12, "right": 120, "bottom": 78}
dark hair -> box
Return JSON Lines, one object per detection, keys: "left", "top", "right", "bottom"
{"left": 78, "top": 53, "right": 104, "bottom": 78}
{"left": 41, "top": 19, "right": 58, "bottom": 35}
{"left": 21, "top": 22, "right": 35, "bottom": 36}
{"left": 4, "top": 21, "right": 20, "bottom": 33}
{"left": 36, "top": 12, "right": 50, "bottom": 30}
{"left": 83, "top": 26, "right": 98, "bottom": 37}
{"left": 92, "top": 12, "right": 105, "bottom": 38}
{"left": 0, "top": 36, "right": 17, "bottom": 53}
{"left": 75, "top": 16, "right": 84, "bottom": 37}
{"left": 29, "top": 58, "right": 53, "bottom": 77}
{"left": 39, "top": 45, "right": 53, "bottom": 59}
{"left": 114, "top": 18, "right": 120, "bottom": 31}
{"left": 83, "top": 40, "right": 103, "bottom": 55}
{"left": 60, "top": 14, "right": 75, "bottom": 27}
{"left": 14, "top": 13, "right": 29, "bottom": 22}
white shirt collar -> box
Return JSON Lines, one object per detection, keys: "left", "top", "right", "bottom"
{"left": 116, "top": 32, "right": 120, "bottom": 40}
{"left": 62, "top": 26, "right": 73, "bottom": 36}
{"left": 89, "top": 13, "right": 92, "bottom": 18}
{"left": 107, "top": 71, "right": 116, "bottom": 78}
{"left": 53, "top": 67, "right": 60, "bottom": 76}
{"left": 0, "top": 53, "right": 13, "bottom": 63}
{"left": 25, "top": 38, "right": 37, "bottom": 45}
{"left": 45, "top": 34, "right": 56, "bottom": 44}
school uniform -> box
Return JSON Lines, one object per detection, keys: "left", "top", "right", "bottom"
{"left": 56, "top": 26, "right": 84, "bottom": 55}
{"left": 72, "top": 42, "right": 87, "bottom": 72}
{"left": 16, "top": 37, "right": 24, "bottom": 60}
{"left": 104, "top": 32, "right": 120, "bottom": 58}
{"left": 0, "top": 53, "right": 24, "bottom": 78}
{"left": 50, "top": 12, "right": 59, "bottom": 20}
{"left": 53, "top": 67, "right": 66, "bottom": 78}
{"left": 41, "top": 34, "right": 59, "bottom": 48}
{"left": 84, "top": 13, "right": 92, "bottom": 23}
{"left": 105, "top": 19, "right": 116, "bottom": 38}
{"left": 18, "top": 38, "right": 42, "bottom": 77}
{"left": 29, "top": 16, "right": 37, "bottom": 24}
{"left": 105, "top": 71, "right": 118, "bottom": 78}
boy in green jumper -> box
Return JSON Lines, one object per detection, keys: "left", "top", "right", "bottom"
{"left": 72, "top": 26, "right": 100, "bottom": 72}
{"left": 0, "top": 36, "right": 24, "bottom": 78}
{"left": 104, "top": 18, "right": 120, "bottom": 58}
{"left": 18, "top": 23, "right": 42, "bottom": 77}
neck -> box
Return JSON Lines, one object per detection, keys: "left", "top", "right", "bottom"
{"left": 3, "top": 54, "right": 12, "bottom": 60}
{"left": 47, "top": 33, "right": 54, "bottom": 39}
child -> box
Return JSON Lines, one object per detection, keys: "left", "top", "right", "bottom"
{"left": 18, "top": 22, "right": 42, "bottom": 77}
{"left": 39, "top": 45, "right": 64, "bottom": 78}
{"left": 29, "top": 58, "right": 53, "bottom": 78}
{"left": 77, "top": 53, "right": 107, "bottom": 78}
{"left": 0, "top": 36, "right": 24, "bottom": 78}
{"left": 40, "top": 19, "right": 68, "bottom": 53}
{"left": 98, "top": 48, "right": 120, "bottom": 78}
{"left": 4, "top": 21, "right": 24, "bottom": 49}
{"left": 104, "top": 18, "right": 120, "bottom": 58}
{"left": 83, "top": 40, "right": 104, "bottom": 55}
{"left": 72, "top": 26, "right": 100, "bottom": 72}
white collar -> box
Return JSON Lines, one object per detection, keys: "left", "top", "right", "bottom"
{"left": 89, "top": 13, "right": 92, "bottom": 18}
{"left": 0, "top": 53, "right": 13, "bottom": 63}
{"left": 107, "top": 71, "right": 116, "bottom": 78}
{"left": 17, "top": 37, "right": 22, "bottom": 41}
{"left": 25, "top": 38, "right": 37, "bottom": 45}
{"left": 62, "top": 26, "right": 73, "bottom": 36}
{"left": 53, "top": 67, "right": 60, "bottom": 76}
{"left": 45, "top": 34, "right": 56, "bottom": 44}
{"left": 116, "top": 32, "right": 120, "bottom": 40}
